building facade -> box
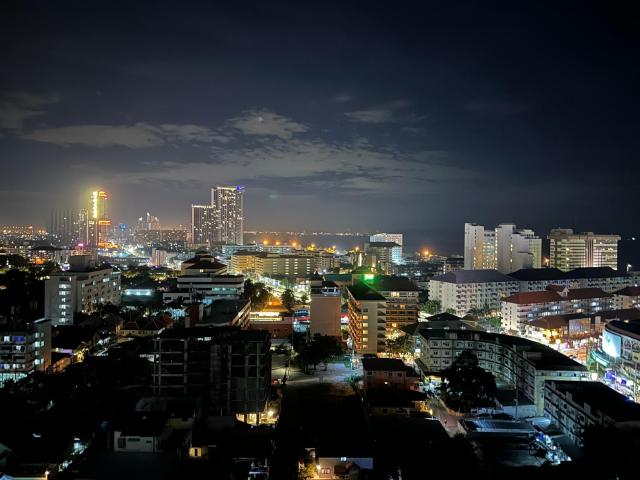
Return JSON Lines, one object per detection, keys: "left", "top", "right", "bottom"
{"left": 310, "top": 277, "right": 342, "bottom": 338}
{"left": 544, "top": 380, "right": 640, "bottom": 445}
{"left": 0, "top": 318, "right": 51, "bottom": 385}
{"left": 549, "top": 229, "right": 620, "bottom": 271}
{"left": 347, "top": 283, "right": 387, "bottom": 355}
{"left": 44, "top": 257, "right": 121, "bottom": 325}
{"left": 369, "top": 233, "right": 403, "bottom": 264}
{"left": 152, "top": 327, "right": 271, "bottom": 423}
{"left": 191, "top": 205, "right": 218, "bottom": 246}
{"left": 211, "top": 186, "right": 244, "bottom": 245}
{"left": 417, "top": 329, "right": 589, "bottom": 414}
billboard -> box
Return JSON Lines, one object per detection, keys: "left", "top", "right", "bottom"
{"left": 603, "top": 330, "right": 622, "bottom": 358}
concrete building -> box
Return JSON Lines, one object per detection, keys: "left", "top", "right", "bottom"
{"left": 0, "top": 318, "right": 51, "bottom": 385}
{"left": 509, "top": 267, "right": 633, "bottom": 293}
{"left": 230, "top": 251, "right": 337, "bottom": 277}
{"left": 361, "top": 357, "right": 420, "bottom": 390}
{"left": 501, "top": 287, "right": 614, "bottom": 334}
{"left": 347, "top": 282, "right": 387, "bottom": 354}
{"left": 152, "top": 327, "right": 271, "bottom": 423}
{"left": 44, "top": 255, "right": 121, "bottom": 325}
{"left": 464, "top": 223, "right": 497, "bottom": 270}
{"left": 191, "top": 205, "right": 218, "bottom": 246}
{"left": 416, "top": 329, "right": 589, "bottom": 414}
{"left": 163, "top": 274, "right": 244, "bottom": 305}
{"left": 428, "top": 270, "right": 520, "bottom": 317}
{"left": 310, "top": 276, "right": 342, "bottom": 338}
{"left": 365, "top": 241, "right": 400, "bottom": 274}
{"left": 549, "top": 229, "right": 620, "bottom": 271}
{"left": 464, "top": 223, "right": 541, "bottom": 273}
{"left": 369, "top": 233, "right": 403, "bottom": 264}
{"left": 600, "top": 319, "right": 640, "bottom": 400}
{"left": 544, "top": 380, "right": 640, "bottom": 445}
{"left": 614, "top": 286, "right": 640, "bottom": 309}
{"left": 368, "top": 276, "right": 420, "bottom": 332}
{"left": 211, "top": 186, "right": 244, "bottom": 245}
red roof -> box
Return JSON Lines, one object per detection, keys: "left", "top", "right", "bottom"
{"left": 503, "top": 291, "right": 562, "bottom": 304}
{"left": 615, "top": 286, "right": 640, "bottom": 297}
{"left": 565, "top": 288, "right": 612, "bottom": 300}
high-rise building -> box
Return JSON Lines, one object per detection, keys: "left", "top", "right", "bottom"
{"left": 76, "top": 208, "right": 89, "bottom": 246}
{"left": 211, "top": 186, "right": 244, "bottom": 245}
{"left": 50, "top": 209, "right": 76, "bottom": 246}
{"left": 369, "top": 233, "right": 403, "bottom": 264}
{"left": 464, "top": 223, "right": 541, "bottom": 273}
{"left": 136, "top": 212, "right": 161, "bottom": 231}
{"left": 87, "top": 190, "right": 111, "bottom": 247}
{"left": 464, "top": 223, "right": 497, "bottom": 270}
{"left": 347, "top": 282, "right": 387, "bottom": 354}
{"left": 191, "top": 205, "right": 218, "bottom": 245}
{"left": 549, "top": 229, "right": 620, "bottom": 271}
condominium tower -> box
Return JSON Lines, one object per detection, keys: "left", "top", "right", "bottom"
{"left": 464, "top": 223, "right": 542, "bottom": 273}
{"left": 212, "top": 186, "right": 244, "bottom": 245}
{"left": 548, "top": 229, "right": 620, "bottom": 271}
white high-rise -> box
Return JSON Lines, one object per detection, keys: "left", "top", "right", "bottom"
{"left": 464, "top": 223, "right": 542, "bottom": 273}
{"left": 369, "top": 233, "right": 403, "bottom": 264}
{"left": 212, "top": 186, "right": 245, "bottom": 245}
{"left": 191, "top": 205, "right": 218, "bottom": 245}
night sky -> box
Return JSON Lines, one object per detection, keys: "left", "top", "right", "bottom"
{"left": 1, "top": 1, "right": 639, "bottom": 252}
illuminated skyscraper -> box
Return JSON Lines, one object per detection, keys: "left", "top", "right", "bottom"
{"left": 211, "top": 186, "right": 244, "bottom": 245}
{"left": 50, "top": 208, "right": 76, "bottom": 246}
{"left": 191, "top": 205, "right": 218, "bottom": 245}
{"left": 87, "top": 190, "right": 111, "bottom": 247}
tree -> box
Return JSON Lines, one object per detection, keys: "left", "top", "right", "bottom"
{"left": 281, "top": 288, "right": 296, "bottom": 313}
{"left": 439, "top": 350, "right": 497, "bottom": 413}
{"left": 445, "top": 308, "right": 457, "bottom": 315}
{"left": 420, "top": 299, "right": 441, "bottom": 314}
{"left": 245, "top": 281, "right": 271, "bottom": 310}
{"left": 298, "top": 463, "right": 316, "bottom": 480}
{"left": 299, "top": 292, "right": 309, "bottom": 305}
{"left": 385, "top": 333, "right": 412, "bottom": 357}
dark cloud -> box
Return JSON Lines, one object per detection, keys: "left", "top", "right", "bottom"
{"left": 1, "top": 0, "right": 639, "bottom": 252}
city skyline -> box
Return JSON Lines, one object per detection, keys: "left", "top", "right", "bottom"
{"left": 2, "top": 1, "right": 640, "bottom": 251}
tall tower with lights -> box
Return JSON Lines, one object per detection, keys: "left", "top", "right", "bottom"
{"left": 211, "top": 186, "right": 244, "bottom": 245}
{"left": 87, "top": 190, "right": 111, "bottom": 247}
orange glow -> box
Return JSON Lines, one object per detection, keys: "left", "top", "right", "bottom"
{"left": 263, "top": 239, "right": 269, "bottom": 245}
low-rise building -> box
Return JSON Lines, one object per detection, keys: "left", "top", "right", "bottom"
{"left": 417, "top": 329, "right": 589, "bottom": 414}
{"left": 163, "top": 274, "right": 244, "bottom": 305}
{"left": 544, "top": 380, "right": 640, "bottom": 445}
{"left": 361, "top": 357, "right": 419, "bottom": 390}
{"left": 614, "top": 286, "right": 640, "bottom": 309}
{"left": 0, "top": 318, "right": 51, "bottom": 385}
{"left": 347, "top": 282, "right": 387, "bottom": 355}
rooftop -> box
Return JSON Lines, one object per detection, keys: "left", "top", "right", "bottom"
{"left": 369, "top": 276, "right": 420, "bottom": 292}
{"left": 158, "top": 326, "right": 270, "bottom": 342}
{"left": 362, "top": 357, "right": 414, "bottom": 372}
{"left": 615, "top": 286, "right": 640, "bottom": 296}
{"left": 348, "top": 282, "right": 386, "bottom": 301}
{"left": 548, "top": 380, "right": 640, "bottom": 422}
{"left": 431, "top": 269, "right": 517, "bottom": 284}
{"left": 508, "top": 267, "right": 628, "bottom": 282}
{"left": 606, "top": 319, "right": 640, "bottom": 338}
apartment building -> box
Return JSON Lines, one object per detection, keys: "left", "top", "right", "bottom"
{"left": 369, "top": 233, "right": 403, "bottom": 264}
{"left": 310, "top": 276, "right": 342, "bottom": 338}
{"left": 549, "top": 229, "right": 620, "bottom": 271}
{"left": 544, "top": 380, "right": 640, "bottom": 445}
{"left": 152, "top": 327, "right": 271, "bottom": 423}
{"left": 501, "top": 286, "right": 615, "bottom": 334}
{"left": 614, "top": 286, "right": 640, "bottom": 309}
{"left": 163, "top": 274, "right": 244, "bottom": 305}
{"left": 464, "top": 223, "right": 542, "bottom": 273}
{"left": 368, "top": 276, "right": 420, "bottom": 332}
{"left": 0, "top": 318, "right": 51, "bottom": 385}
{"left": 509, "top": 267, "right": 633, "bottom": 293}
{"left": 361, "top": 357, "right": 420, "bottom": 390}
{"left": 417, "top": 329, "right": 589, "bottom": 414}
{"left": 347, "top": 282, "right": 387, "bottom": 355}
{"left": 230, "top": 251, "right": 337, "bottom": 277}
{"left": 428, "top": 270, "right": 520, "bottom": 317}
{"left": 44, "top": 256, "right": 121, "bottom": 325}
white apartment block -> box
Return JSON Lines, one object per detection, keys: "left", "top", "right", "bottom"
{"left": 0, "top": 318, "right": 51, "bottom": 384}
{"left": 417, "top": 329, "right": 589, "bottom": 415}
{"left": 549, "top": 229, "right": 620, "bottom": 271}
{"left": 428, "top": 270, "right": 519, "bottom": 317}
{"left": 544, "top": 380, "right": 640, "bottom": 445}
{"left": 465, "top": 223, "right": 542, "bottom": 274}
{"left": 163, "top": 274, "right": 244, "bottom": 305}
{"left": 45, "top": 265, "right": 121, "bottom": 325}
{"left": 501, "top": 287, "right": 615, "bottom": 334}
